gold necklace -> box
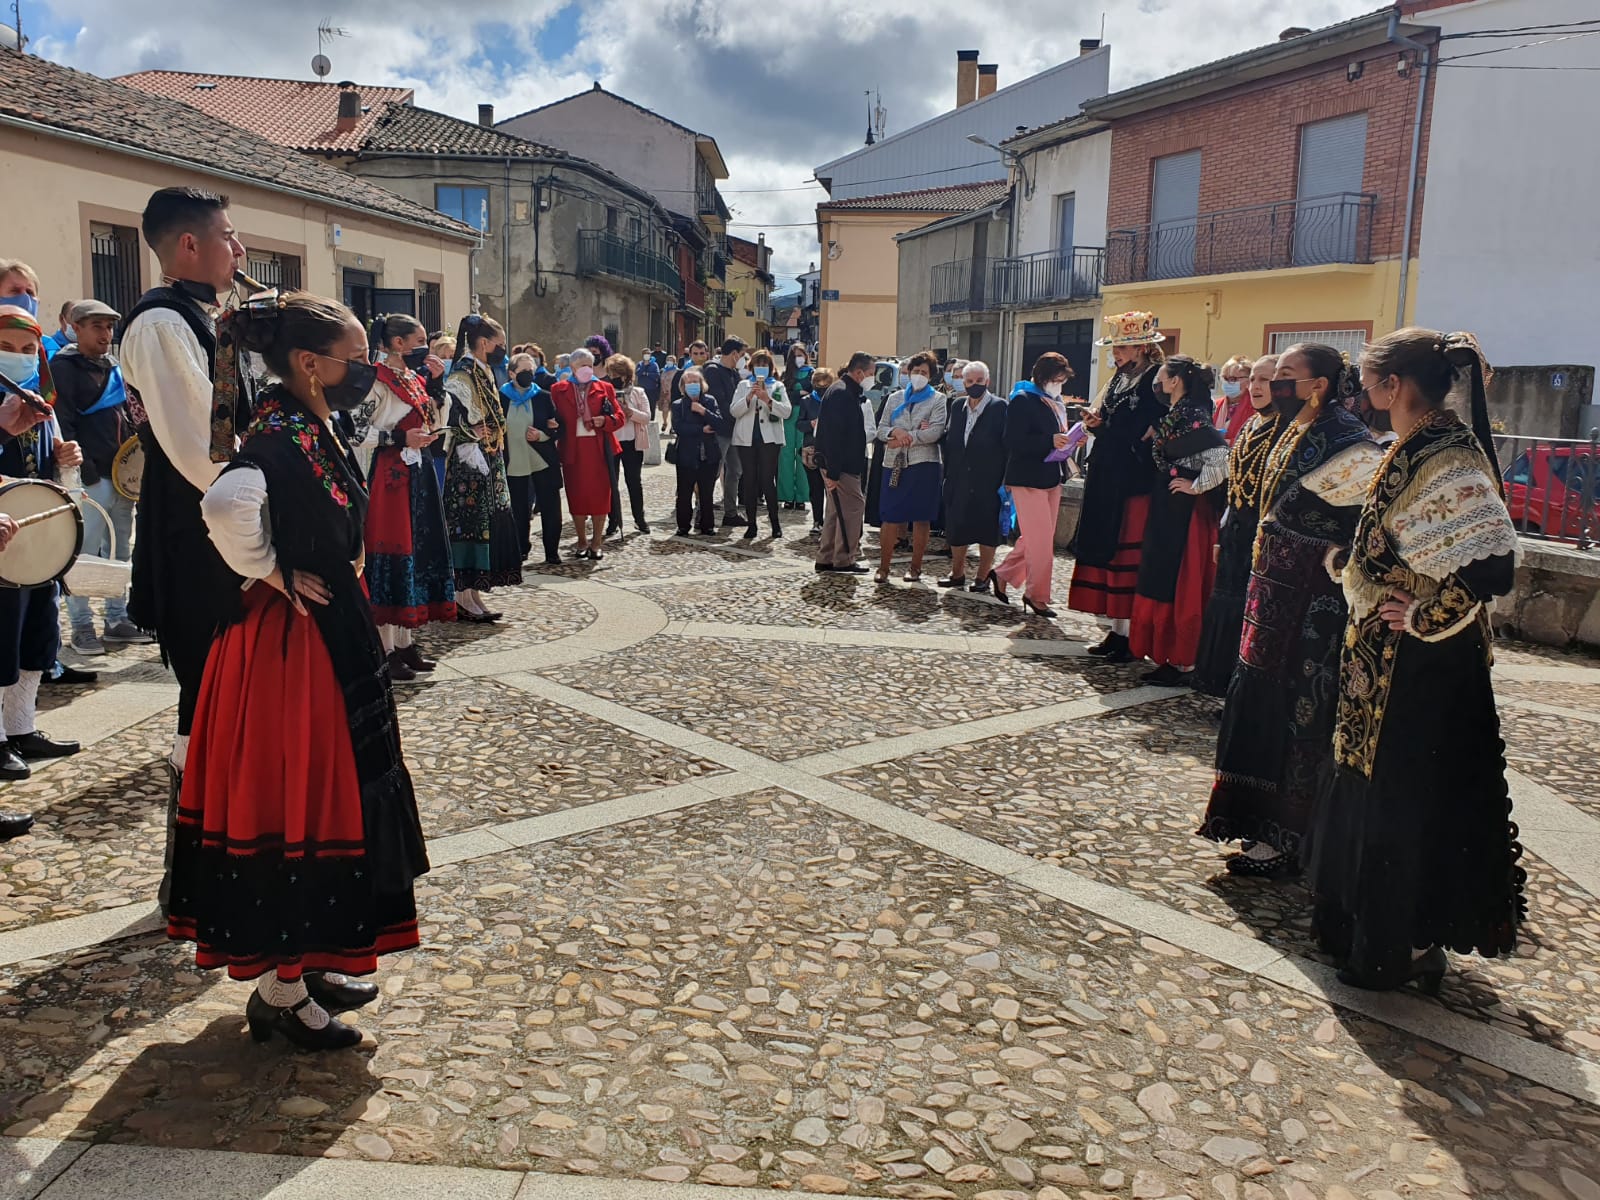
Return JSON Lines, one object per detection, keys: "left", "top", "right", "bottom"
{"left": 1226, "top": 412, "right": 1280, "bottom": 511}
{"left": 1250, "top": 415, "right": 1315, "bottom": 568}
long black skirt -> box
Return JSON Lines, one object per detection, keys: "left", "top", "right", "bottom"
{"left": 1192, "top": 509, "right": 1258, "bottom": 697}
{"left": 1304, "top": 624, "right": 1525, "bottom": 980}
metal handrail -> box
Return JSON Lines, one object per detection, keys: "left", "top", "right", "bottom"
{"left": 576, "top": 230, "right": 683, "bottom": 300}
{"left": 930, "top": 246, "right": 1104, "bottom": 314}
{"left": 1493, "top": 429, "right": 1600, "bottom": 551}
{"left": 1105, "top": 192, "right": 1377, "bottom": 284}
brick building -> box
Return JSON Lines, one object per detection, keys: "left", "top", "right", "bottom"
{"left": 1089, "top": 11, "right": 1438, "bottom": 366}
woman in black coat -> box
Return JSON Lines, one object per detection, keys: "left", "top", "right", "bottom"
{"left": 525, "top": 383, "right": 565, "bottom": 565}
{"left": 938, "top": 361, "right": 1009, "bottom": 596}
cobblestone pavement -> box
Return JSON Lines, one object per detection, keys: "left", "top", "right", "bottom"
{"left": 3, "top": 461, "right": 1599, "bottom": 1200}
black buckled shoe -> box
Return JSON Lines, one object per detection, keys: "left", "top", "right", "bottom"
{"left": 42, "top": 664, "right": 98, "bottom": 686}
{"left": 0, "top": 745, "right": 30, "bottom": 781}
{"left": 304, "top": 971, "right": 380, "bottom": 1014}
{"left": 0, "top": 811, "right": 34, "bottom": 841}
{"left": 246, "top": 991, "right": 363, "bottom": 1051}
{"left": 9, "top": 732, "right": 80, "bottom": 760}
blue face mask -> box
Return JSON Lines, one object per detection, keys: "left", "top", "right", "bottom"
{"left": 0, "top": 292, "right": 38, "bottom": 318}
{"left": 754, "top": 367, "right": 770, "bottom": 381}
{"left": 0, "top": 349, "right": 39, "bottom": 383}
{"left": 686, "top": 383, "right": 703, "bottom": 398}
{"left": 1222, "top": 379, "right": 1242, "bottom": 399}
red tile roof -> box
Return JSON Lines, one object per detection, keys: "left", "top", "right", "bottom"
{"left": 117, "top": 70, "right": 413, "bottom": 153}
{"left": 0, "top": 50, "right": 472, "bottom": 238}
{"left": 817, "top": 180, "right": 1009, "bottom": 213}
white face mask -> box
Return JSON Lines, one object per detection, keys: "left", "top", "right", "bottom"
{"left": 795, "top": 356, "right": 807, "bottom": 368}
{"left": 908, "top": 373, "right": 930, "bottom": 393}
{"left": 0, "top": 349, "right": 38, "bottom": 381}
{"left": 1044, "top": 381, "right": 1065, "bottom": 398}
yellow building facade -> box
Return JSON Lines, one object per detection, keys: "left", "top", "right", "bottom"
{"left": 1099, "top": 259, "right": 1418, "bottom": 369}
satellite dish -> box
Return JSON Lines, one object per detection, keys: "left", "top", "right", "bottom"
{"left": 311, "top": 54, "right": 332, "bottom": 78}
{"left": 0, "top": 23, "right": 26, "bottom": 51}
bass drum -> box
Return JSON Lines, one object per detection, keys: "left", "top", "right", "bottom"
{"left": 0, "top": 478, "right": 84, "bottom": 589}
{"left": 112, "top": 435, "right": 144, "bottom": 501}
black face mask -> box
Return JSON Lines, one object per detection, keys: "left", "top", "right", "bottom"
{"left": 402, "top": 346, "right": 430, "bottom": 372}
{"left": 1268, "top": 378, "right": 1308, "bottom": 419}
{"left": 487, "top": 346, "right": 507, "bottom": 366}
{"left": 322, "top": 358, "right": 378, "bottom": 412}
{"left": 515, "top": 369, "right": 535, "bottom": 389}
{"left": 965, "top": 383, "right": 987, "bottom": 399}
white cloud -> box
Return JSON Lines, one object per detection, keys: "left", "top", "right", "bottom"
{"left": 33, "top": 0, "right": 1375, "bottom": 287}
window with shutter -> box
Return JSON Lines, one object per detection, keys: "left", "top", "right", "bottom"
{"left": 1294, "top": 113, "right": 1368, "bottom": 266}
{"left": 1150, "top": 151, "right": 1201, "bottom": 280}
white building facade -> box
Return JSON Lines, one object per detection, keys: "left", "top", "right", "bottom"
{"left": 1411, "top": 0, "right": 1598, "bottom": 373}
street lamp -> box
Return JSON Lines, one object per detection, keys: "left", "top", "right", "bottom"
{"left": 967, "top": 133, "right": 1032, "bottom": 197}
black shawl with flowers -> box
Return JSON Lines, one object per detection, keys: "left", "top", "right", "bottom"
{"left": 1137, "top": 397, "right": 1226, "bottom": 601}
{"left": 226, "top": 385, "right": 428, "bottom": 898}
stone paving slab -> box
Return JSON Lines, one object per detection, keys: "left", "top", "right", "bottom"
{"left": 535, "top": 635, "right": 1150, "bottom": 763}
{"left": 1496, "top": 677, "right": 1600, "bottom": 713}
{"left": 399, "top": 678, "right": 726, "bottom": 838}
{"left": 3, "top": 792, "right": 1599, "bottom": 1198}
{"left": 1500, "top": 705, "right": 1600, "bottom": 822}
{"left": 828, "top": 693, "right": 1600, "bottom": 1064}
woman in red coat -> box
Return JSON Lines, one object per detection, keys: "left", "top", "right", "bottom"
{"left": 549, "top": 347, "right": 625, "bottom": 559}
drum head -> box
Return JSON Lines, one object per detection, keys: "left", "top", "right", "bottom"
{"left": 112, "top": 436, "right": 144, "bottom": 501}
{"left": 0, "top": 479, "right": 83, "bottom": 588}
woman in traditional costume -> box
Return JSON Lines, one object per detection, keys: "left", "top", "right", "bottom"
{"left": 355, "top": 313, "right": 456, "bottom": 681}
{"left": 549, "top": 347, "right": 625, "bottom": 560}
{"left": 1305, "top": 328, "right": 1523, "bottom": 992}
{"left": 1129, "top": 357, "right": 1229, "bottom": 685}
{"left": 443, "top": 314, "right": 522, "bottom": 621}
{"left": 1192, "top": 355, "right": 1281, "bottom": 697}
{"left": 1198, "top": 344, "right": 1384, "bottom": 877}
{"left": 168, "top": 291, "right": 428, "bottom": 1050}
{"left": 1068, "top": 312, "right": 1166, "bottom": 662}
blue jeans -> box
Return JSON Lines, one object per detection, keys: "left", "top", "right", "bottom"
{"left": 65, "top": 476, "right": 132, "bottom": 629}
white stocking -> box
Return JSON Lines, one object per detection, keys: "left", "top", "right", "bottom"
{"left": 2, "top": 670, "right": 41, "bottom": 738}
{"left": 169, "top": 732, "right": 190, "bottom": 775}
{"left": 1111, "top": 618, "right": 1130, "bottom": 636}
{"left": 378, "top": 625, "right": 396, "bottom": 653}
{"left": 394, "top": 627, "right": 413, "bottom": 649}
{"left": 255, "top": 970, "right": 330, "bottom": 1028}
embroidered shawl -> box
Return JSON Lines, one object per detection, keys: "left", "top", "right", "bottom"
{"left": 1333, "top": 409, "right": 1519, "bottom": 777}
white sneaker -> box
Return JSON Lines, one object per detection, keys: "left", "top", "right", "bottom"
{"left": 70, "top": 629, "right": 106, "bottom": 657}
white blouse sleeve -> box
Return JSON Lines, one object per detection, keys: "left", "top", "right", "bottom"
{"left": 1186, "top": 444, "right": 1231, "bottom": 494}
{"left": 200, "top": 467, "right": 276, "bottom": 582}
{"left": 1302, "top": 440, "right": 1385, "bottom": 507}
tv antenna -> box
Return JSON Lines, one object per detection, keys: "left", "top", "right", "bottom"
{"left": 312, "top": 20, "right": 349, "bottom": 78}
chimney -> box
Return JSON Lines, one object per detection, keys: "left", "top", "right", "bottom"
{"left": 956, "top": 50, "right": 979, "bottom": 108}
{"left": 478, "top": 103, "right": 495, "bottom": 127}
{"left": 977, "top": 64, "right": 998, "bottom": 99}
{"left": 1079, "top": 38, "right": 1101, "bottom": 55}
{"left": 335, "top": 83, "right": 360, "bottom": 134}
{"left": 1279, "top": 26, "right": 1311, "bottom": 40}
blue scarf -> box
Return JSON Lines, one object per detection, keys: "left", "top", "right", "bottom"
{"left": 81, "top": 363, "right": 127, "bottom": 416}
{"left": 890, "top": 382, "right": 935, "bottom": 422}
{"left": 1009, "top": 380, "right": 1047, "bottom": 402}
{"left": 500, "top": 380, "right": 539, "bottom": 408}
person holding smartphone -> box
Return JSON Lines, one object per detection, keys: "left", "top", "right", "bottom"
{"left": 729, "top": 349, "right": 792, "bottom": 540}
{"left": 671, "top": 368, "right": 723, "bottom": 536}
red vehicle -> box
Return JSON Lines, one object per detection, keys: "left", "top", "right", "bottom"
{"left": 1502, "top": 444, "right": 1600, "bottom": 539}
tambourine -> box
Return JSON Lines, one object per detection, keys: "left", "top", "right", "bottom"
{"left": 112, "top": 435, "right": 144, "bottom": 501}
{"left": 0, "top": 479, "right": 84, "bottom": 589}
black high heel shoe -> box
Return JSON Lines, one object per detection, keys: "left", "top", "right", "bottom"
{"left": 1022, "top": 596, "right": 1058, "bottom": 619}
{"left": 990, "top": 576, "right": 1009, "bottom": 604}
{"left": 304, "top": 971, "right": 379, "bottom": 1015}
{"left": 1337, "top": 945, "right": 1448, "bottom": 996}
{"left": 1087, "top": 631, "right": 1119, "bottom": 656}
{"left": 246, "top": 991, "right": 363, "bottom": 1050}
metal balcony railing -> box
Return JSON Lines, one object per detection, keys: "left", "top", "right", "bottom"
{"left": 682, "top": 277, "right": 706, "bottom": 314}
{"left": 930, "top": 247, "right": 1104, "bottom": 315}
{"left": 577, "top": 231, "right": 683, "bottom": 300}
{"left": 1104, "top": 192, "right": 1377, "bottom": 285}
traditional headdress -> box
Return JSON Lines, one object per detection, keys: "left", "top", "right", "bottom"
{"left": 1094, "top": 311, "right": 1166, "bottom": 347}
{"left": 210, "top": 290, "right": 281, "bottom": 461}
{"left": 0, "top": 305, "right": 55, "bottom": 406}
{"left": 1440, "top": 330, "right": 1501, "bottom": 488}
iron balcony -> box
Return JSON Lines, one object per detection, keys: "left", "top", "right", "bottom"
{"left": 930, "top": 246, "right": 1104, "bottom": 315}
{"left": 577, "top": 230, "right": 684, "bottom": 301}
{"left": 1104, "top": 192, "right": 1378, "bottom": 285}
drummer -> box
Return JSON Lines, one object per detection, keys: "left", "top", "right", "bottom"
{"left": 52, "top": 299, "right": 148, "bottom": 657}
{"left": 0, "top": 304, "right": 84, "bottom": 813}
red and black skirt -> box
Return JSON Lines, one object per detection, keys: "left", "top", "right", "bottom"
{"left": 1129, "top": 500, "right": 1220, "bottom": 666}
{"left": 1067, "top": 493, "right": 1148, "bottom": 619}
{"left": 166, "top": 584, "right": 421, "bottom": 981}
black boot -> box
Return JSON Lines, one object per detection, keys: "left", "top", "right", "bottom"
{"left": 0, "top": 811, "right": 33, "bottom": 841}
{"left": 246, "top": 991, "right": 363, "bottom": 1050}
{"left": 305, "top": 971, "right": 380, "bottom": 1014}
